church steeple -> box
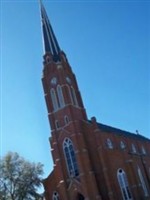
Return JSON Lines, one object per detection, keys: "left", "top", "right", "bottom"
{"left": 39, "top": 0, "right": 61, "bottom": 62}
{"left": 40, "top": 4, "right": 100, "bottom": 199}
{"left": 40, "top": 0, "right": 87, "bottom": 132}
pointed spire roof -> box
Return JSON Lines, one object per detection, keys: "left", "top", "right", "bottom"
{"left": 39, "top": 0, "right": 61, "bottom": 62}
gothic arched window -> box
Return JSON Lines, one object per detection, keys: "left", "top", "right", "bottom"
{"left": 64, "top": 115, "right": 69, "bottom": 125}
{"left": 141, "top": 146, "right": 146, "bottom": 155}
{"left": 52, "top": 191, "right": 59, "bottom": 200}
{"left": 46, "top": 55, "right": 51, "bottom": 64}
{"left": 63, "top": 138, "right": 79, "bottom": 177}
{"left": 106, "top": 138, "right": 113, "bottom": 149}
{"left": 57, "top": 85, "right": 65, "bottom": 108}
{"left": 70, "top": 86, "right": 78, "bottom": 106}
{"left": 137, "top": 166, "right": 148, "bottom": 197}
{"left": 131, "top": 143, "right": 137, "bottom": 153}
{"left": 120, "top": 141, "right": 126, "bottom": 149}
{"left": 117, "top": 169, "right": 132, "bottom": 200}
{"left": 55, "top": 120, "right": 60, "bottom": 129}
{"left": 50, "top": 88, "right": 59, "bottom": 111}
{"left": 67, "top": 85, "right": 73, "bottom": 104}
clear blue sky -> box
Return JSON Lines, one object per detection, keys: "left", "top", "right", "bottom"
{"left": 1, "top": 0, "right": 150, "bottom": 183}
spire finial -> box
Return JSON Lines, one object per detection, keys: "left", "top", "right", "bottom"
{"left": 39, "top": 0, "right": 61, "bottom": 62}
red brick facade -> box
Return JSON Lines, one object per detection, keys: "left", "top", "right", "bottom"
{"left": 41, "top": 51, "right": 150, "bottom": 200}
{"left": 40, "top": 3, "right": 150, "bottom": 200}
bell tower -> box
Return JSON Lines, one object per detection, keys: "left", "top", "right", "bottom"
{"left": 39, "top": 1, "right": 101, "bottom": 200}
{"left": 40, "top": 1, "right": 87, "bottom": 132}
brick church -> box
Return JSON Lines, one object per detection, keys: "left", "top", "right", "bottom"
{"left": 39, "top": 2, "right": 150, "bottom": 200}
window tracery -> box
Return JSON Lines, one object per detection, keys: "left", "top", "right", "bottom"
{"left": 117, "top": 169, "right": 132, "bottom": 200}
{"left": 57, "top": 85, "right": 65, "bottom": 108}
{"left": 63, "top": 138, "right": 79, "bottom": 177}
{"left": 70, "top": 86, "right": 78, "bottom": 106}
{"left": 50, "top": 88, "right": 59, "bottom": 111}
{"left": 137, "top": 166, "right": 148, "bottom": 197}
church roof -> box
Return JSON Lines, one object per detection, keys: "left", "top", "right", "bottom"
{"left": 96, "top": 122, "right": 149, "bottom": 141}
{"left": 39, "top": 0, "right": 61, "bottom": 62}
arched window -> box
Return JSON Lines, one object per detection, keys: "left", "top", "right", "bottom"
{"left": 106, "top": 138, "right": 113, "bottom": 149}
{"left": 52, "top": 191, "right": 59, "bottom": 200}
{"left": 57, "top": 85, "right": 65, "bottom": 108}
{"left": 67, "top": 85, "right": 74, "bottom": 104}
{"left": 64, "top": 115, "right": 69, "bottom": 125}
{"left": 46, "top": 55, "right": 51, "bottom": 63}
{"left": 51, "top": 77, "right": 57, "bottom": 85}
{"left": 137, "top": 166, "right": 148, "bottom": 197}
{"left": 141, "top": 146, "right": 146, "bottom": 155}
{"left": 55, "top": 120, "right": 60, "bottom": 129}
{"left": 131, "top": 143, "right": 137, "bottom": 153}
{"left": 50, "top": 88, "right": 59, "bottom": 111}
{"left": 117, "top": 169, "right": 132, "bottom": 200}
{"left": 63, "top": 138, "right": 79, "bottom": 177}
{"left": 120, "top": 141, "right": 126, "bottom": 149}
{"left": 70, "top": 86, "right": 78, "bottom": 106}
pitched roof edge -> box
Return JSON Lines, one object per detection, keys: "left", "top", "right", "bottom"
{"left": 88, "top": 120, "right": 150, "bottom": 141}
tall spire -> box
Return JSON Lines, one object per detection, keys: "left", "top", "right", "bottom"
{"left": 39, "top": 0, "right": 61, "bottom": 62}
